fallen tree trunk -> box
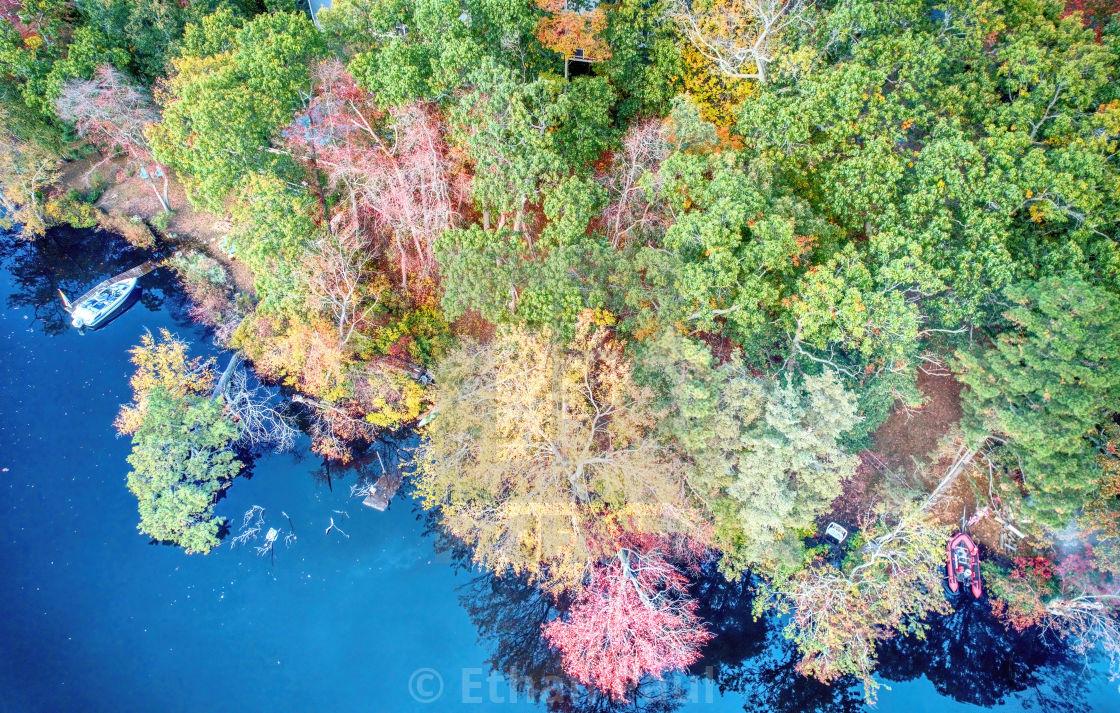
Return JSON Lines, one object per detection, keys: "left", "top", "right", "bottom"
{"left": 212, "top": 352, "right": 244, "bottom": 401}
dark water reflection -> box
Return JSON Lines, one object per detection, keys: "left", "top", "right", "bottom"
{"left": 876, "top": 602, "right": 1094, "bottom": 712}
{"left": 0, "top": 227, "right": 1116, "bottom": 713}
{"left": 453, "top": 548, "right": 1113, "bottom": 713}
{"left": 0, "top": 226, "right": 191, "bottom": 335}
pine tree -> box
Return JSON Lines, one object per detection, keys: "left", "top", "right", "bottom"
{"left": 125, "top": 389, "right": 242, "bottom": 554}
{"left": 957, "top": 277, "right": 1120, "bottom": 526}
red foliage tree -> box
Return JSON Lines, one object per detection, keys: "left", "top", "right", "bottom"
{"left": 597, "top": 119, "right": 669, "bottom": 248}
{"left": 55, "top": 65, "right": 170, "bottom": 211}
{"left": 287, "top": 61, "right": 463, "bottom": 289}
{"left": 1064, "top": 0, "right": 1120, "bottom": 40}
{"left": 541, "top": 537, "right": 712, "bottom": 701}
{"left": 1, "top": 0, "right": 69, "bottom": 45}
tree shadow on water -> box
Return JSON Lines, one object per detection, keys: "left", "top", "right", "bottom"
{"left": 692, "top": 570, "right": 866, "bottom": 713}
{"left": 453, "top": 553, "right": 1100, "bottom": 713}
{"left": 0, "top": 225, "right": 193, "bottom": 335}
{"left": 875, "top": 599, "right": 1095, "bottom": 712}
{"left": 451, "top": 545, "right": 703, "bottom": 713}
{"left": 452, "top": 559, "right": 855, "bottom": 713}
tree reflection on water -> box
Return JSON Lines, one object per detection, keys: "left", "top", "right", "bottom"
{"left": 689, "top": 567, "right": 867, "bottom": 713}
{"left": 5, "top": 225, "right": 1104, "bottom": 713}
{"left": 0, "top": 226, "right": 188, "bottom": 335}
{"left": 876, "top": 599, "right": 1095, "bottom": 713}
{"left": 459, "top": 565, "right": 695, "bottom": 712}
{"left": 452, "top": 550, "right": 1101, "bottom": 713}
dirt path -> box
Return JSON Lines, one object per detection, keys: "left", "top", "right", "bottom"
{"left": 872, "top": 369, "right": 963, "bottom": 471}
{"left": 865, "top": 368, "right": 1026, "bottom": 554}
{"left": 59, "top": 156, "right": 256, "bottom": 294}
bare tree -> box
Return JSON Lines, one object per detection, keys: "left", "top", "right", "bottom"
{"left": 291, "top": 393, "right": 381, "bottom": 462}
{"left": 597, "top": 119, "right": 669, "bottom": 248}
{"left": 304, "top": 222, "right": 381, "bottom": 349}
{"left": 775, "top": 506, "right": 951, "bottom": 693}
{"left": 1042, "top": 595, "right": 1120, "bottom": 682}
{"left": 324, "top": 516, "right": 350, "bottom": 539}
{"left": 221, "top": 366, "right": 299, "bottom": 452}
{"left": 55, "top": 65, "right": 170, "bottom": 211}
{"left": 673, "top": 0, "right": 808, "bottom": 84}
{"left": 287, "top": 61, "right": 461, "bottom": 288}
{"left": 350, "top": 476, "right": 374, "bottom": 499}
{"left": 231, "top": 505, "right": 266, "bottom": 548}
{"left": 231, "top": 505, "right": 297, "bottom": 557}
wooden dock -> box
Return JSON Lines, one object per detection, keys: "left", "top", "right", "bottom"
{"left": 70, "top": 254, "right": 175, "bottom": 307}
{"left": 362, "top": 472, "right": 403, "bottom": 511}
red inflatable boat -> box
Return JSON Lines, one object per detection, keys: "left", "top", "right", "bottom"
{"left": 947, "top": 533, "right": 982, "bottom": 599}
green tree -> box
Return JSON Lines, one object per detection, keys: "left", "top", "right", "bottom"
{"left": 435, "top": 225, "right": 529, "bottom": 324}
{"left": 638, "top": 330, "right": 860, "bottom": 577}
{"left": 228, "top": 173, "right": 322, "bottom": 315}
{"left": 42, "top": 25, "right": 129, "bottom": 103}
{"left": 600, "top": 0, "right": 683, "bottom": 121}
{"left": 787, "top": 244, "right": 923, "bottom": 443}
{"left": 125, "top": 388, "right": 241, "bottom": 554}
{"left": 437, "top": 174, "right": 614, "bottom": 332}
{"left": 721, "top": 371, "right": 859, "bottom": 575}
{"left": 147, "top": 10, "right": 326, "bottom": 210}
{"left": 0, "top": 0, "right": 74, "bottom": 116}
{"left": 737, "top": 0, "right": 1120, "bottom": 331}
{"left": 957, "top": 276, "right": 1120, "bottom": 526}
{"left": 325, "top": 0, "right": 541, "bottom": 107}
{"left": 73, "top": 0, "right": 257, "bottom": 82}
{"left": 451, "top": 63, "right": 614, "bottom": 229}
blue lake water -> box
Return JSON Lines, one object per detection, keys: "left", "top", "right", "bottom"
{"left": 0, "top": 228, "right": 1116, "bottom": 713}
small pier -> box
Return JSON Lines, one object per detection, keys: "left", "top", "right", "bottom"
{"left": 362, "top": 472, "right": 403, "bottom": 511}
{"left": 69, "top": 255, "right": 171, "bottom": 306}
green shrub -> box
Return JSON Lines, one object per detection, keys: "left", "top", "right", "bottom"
{"left": 151, "top": 210, "right": 174, "bottom": 234}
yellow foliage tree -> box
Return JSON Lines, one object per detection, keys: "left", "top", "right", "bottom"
{"left": 679, "top": 41, "right": 751, "bottom": 128}
{"left": 0, "top": 107, "right": 61, "bottom": 239}
{"left": 415, "top": 311, "right": 703, "bottom": 593}
{"left": 115, "top": 329, "right": 216, "bottom": 435}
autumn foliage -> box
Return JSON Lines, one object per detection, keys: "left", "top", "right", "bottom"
{"left": 55, "top": 64, "right": 171, "bottom": 210}
{"left": 12, "top": 0, "right": 1120, "bottom": 702}
{"left": 115, "top": 329, "right": 215, "bottom": 435}
{"left": 288, "top": 60, "right": 464, "bottom": 288}
{"left": 535, "top": 0, "right": 610, "bottom": 62}
{"left": 416, "top": 311, "right": 705, "bottom": 592}
{"left": 1064, "top": 0, "right": 1120, "bottom": 38}
{"left": 542, "top": 537, "right": 711, "bottom": 701}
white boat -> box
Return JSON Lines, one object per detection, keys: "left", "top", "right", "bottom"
{"left": 63, "top": 277, "right": 138, "bottom": 329}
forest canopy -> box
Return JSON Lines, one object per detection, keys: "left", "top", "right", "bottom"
{"left": 3, "top": 0, "right": 1119, "bottom": 703}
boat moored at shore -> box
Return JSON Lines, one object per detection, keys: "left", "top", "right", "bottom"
{"left": 947, "top": 532, "right": 983, "bottom": 599}
{"left": 60, "top": 276, "right": 138, "bottom": 330}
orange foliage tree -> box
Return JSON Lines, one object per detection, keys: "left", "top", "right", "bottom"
{"left": 535, "top": 0, "right": 610, "bottom": 62}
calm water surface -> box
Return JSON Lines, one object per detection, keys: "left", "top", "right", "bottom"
{"left": 0, "top": 229, "right": 1115, "bottom": 713}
